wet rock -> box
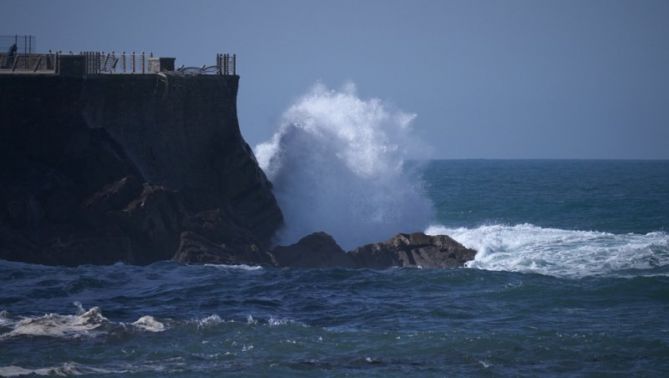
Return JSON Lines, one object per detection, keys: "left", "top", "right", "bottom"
{"left": 119, "top": 185, "right": 187, "bottom": 263}
{"left": 350, "top": 232, "right": 476, "bottom": 269}
{"left": 173, "top": 231, "right": 271, "bottom": 266}
{"left": 181, "top": 208, "right": 259, "bottom": 248}
{"left": 41, "top": 234, "right": 135, "bottom": 266}
{"left": 0, "top": 74, "right": 283, "bottom": 267}
{"left": 83, "top": 175, "right": 143, "bottom": 214}
{"left": 270, "top": 232, "right": 355, "bottom": 268}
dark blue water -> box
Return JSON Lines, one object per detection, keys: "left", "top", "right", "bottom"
{"left": 2, "top": 160, "right": 668, "bottom": 376}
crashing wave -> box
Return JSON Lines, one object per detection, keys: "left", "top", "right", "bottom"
{"left": 0, "top": 362, "right": 116, "bottom": 377}
{"left": 0, "top": 306, "right": 108, "bottom": 340}
{"left": 203, "top": 264, "right": 263, "bottom": 271}
{"left": 0, "top": 304, "right": 167, "bottom": 340}
{"left": 131, "top": 316, "right": 165, "bottom": 332}
{"left": 255, "top": 82, "right": 433, "bottom": 249}
{"left": 427, "top": 223, "right": 669, "bottom": 278}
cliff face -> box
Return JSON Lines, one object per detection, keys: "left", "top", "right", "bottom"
{"left": 0, "top": 74, "right": 283, "bottom": 266}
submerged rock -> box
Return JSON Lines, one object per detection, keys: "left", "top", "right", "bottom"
{"left": 350, "top": 232, "right": 476, "bottom": 269}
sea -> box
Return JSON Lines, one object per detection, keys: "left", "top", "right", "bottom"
{"left": 1, "top": 159, "right": 668, "bottom": 377}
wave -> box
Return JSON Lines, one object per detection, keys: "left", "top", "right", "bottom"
{"left": 0, "top": 362, "right": 117, "bottom": 377}
{"left": 255, "top": 82, "right": 433, "bottom": 249}
{"left": 0, "top": 304, "right": 166, "bottom": 341}
{"left": 203, "top": 264, "right": 263, "bottom": 271}
{"left": 426, "top": 223, "right": 669, "bottom": 278}
{"left": 0, "top": 304, "right": 306, "bottom": 342}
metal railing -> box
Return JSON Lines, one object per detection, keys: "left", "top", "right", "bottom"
{"left": 83, "top": 51, "right": 152, "bottom": 74}
{"left": 1, "top": 35, "right": 38, "bottom": 71}
{"left": 176, "top": 53, "right": 236, "bottom": 76}
{"left": 0, "top": 50, "right": 238, "bottom": 76}
{"left": 0, "top": 35, "right": 35, "bottom": 54}
{"left": 217, "top": 53, "right": 236, "bottom": 75}
{"left": 0, "top": 52, "right": 55, "bottom": 72}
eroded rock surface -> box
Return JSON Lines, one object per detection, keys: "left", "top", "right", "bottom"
{"left": 270, "top": 232, "right": 354, "bottom": 268}
{"left": 267, "top": 231, "right": 476, "bottom": 269}
{"left": 0, "top": 74, "right": 282, "bottom": 266}
{"left": 350, "top": 232, "right": 476, "bottom": 269}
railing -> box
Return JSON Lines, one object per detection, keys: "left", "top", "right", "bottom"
{"left": 217, "top": 53, "right": 236, "bottom": 75}
{"left": 0, "top": 35, "right": 36, "bottom": 71}
{"left": 176, "top": 53, "right": 236, "bottom": 76}
{"left": 0, "top": 50, "right": 155, "bottom": 74}
{"left": 0, "top": 35, "right": 35, "bottom": 54}
{"left": 0, "top": 50, "right": 238, "bottom": 76}
{"left": 83, "top": 51, "right": 152, "bottom": 74}
{"left": 0, "top": 52, "right": 55, "bottom": 72}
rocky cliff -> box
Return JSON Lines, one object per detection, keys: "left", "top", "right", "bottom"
{"left": 0, "top": 73, "right": 283, "bottom": 265}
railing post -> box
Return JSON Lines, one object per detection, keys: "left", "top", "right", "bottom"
{"left": 122, "top": 51, "right": 126, "bottom": 73}
{"left": 23, "top": 35, "right": 27, "bottom": 69}
{"left": 103, "top": 52, "right": 110, "bottom": 73}
{"left": 132, "top": 51, "right": 135, "bottom": 73}
{"left": 233, "top": 54, "right": 236, "bottom": 75}
{"left": 141, "top": 51, "right": 145, "bottom": 74}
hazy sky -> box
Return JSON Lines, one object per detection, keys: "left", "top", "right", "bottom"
{"left": 3, "top": 0, "right": 668, "bottom": 159}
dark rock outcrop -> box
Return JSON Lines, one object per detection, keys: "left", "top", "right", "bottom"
{"left": 173, "top": 231, "right": 273, "bottom": 266}
{"left": 350, "top": 232, "right": 476, "bottom": 268}
{"left": 268, "top": 231, "right": 476, "bottom": 269}
{"left": 270, "top": 232, "right": 355, "bottom": 268}
{"left": 0, "top": 74, "right": 283, "bottom": 266}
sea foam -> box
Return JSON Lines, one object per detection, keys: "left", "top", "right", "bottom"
{"left": 0, "top": 304, "right": 168, "bottom": 340}
{"left": 0, "top": 306, "right": 108, "bottom": 340}
{"left": 256, "top": 82, "right": 433, "bottom": 249}
{"left": 0, "top": 362, "right": 115, "bottom": 377}
{"left": 427, "top": 223, "right": 669, "bottom": 278}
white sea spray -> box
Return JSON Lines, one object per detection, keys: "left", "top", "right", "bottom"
{"left": 256, "top": 82, "right": 433, "bottom": 249}
{"left": 427, "top": 223, "right": 669, "bottom": 278}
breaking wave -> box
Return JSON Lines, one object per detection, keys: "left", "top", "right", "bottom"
{"left": 427, "top": 223, "right": 669, "bottom": 278}
{"left": 0, "top": 363, "right": 116, "bottom": 377}
{"left": 256, "top": 82, "right": 433, "bottom": 249}
{"left": 0, "top": 303, "right": 166, "bottom": 341}
{"left": 0, "top": 304, "right": 305, "bottom": 343}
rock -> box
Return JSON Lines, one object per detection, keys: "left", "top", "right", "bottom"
{"left": 181, "top": 208, "right": 259, "bottom": 248}
{"left": 83, "top": 175, "right": 143, "bottom": 214}
{"left": 173, "top": 231, "right": 272, "bottom": 266}
{"left": 0, "top": 74, "right": 283, "bottom": 267}
{"left": 41, "top": 234, "right": 135, "bottom": 266}
{"left": 0, "top": 220, "right": 41, "bottom": 263}
{"left": 119, "top": 185, "right": 187, "bottom": 263}
{"left": 350, "top": 232, "right": 476, "bottom": 269}
{"left": 270, "top": 232, "right": 355, "bottom": 268}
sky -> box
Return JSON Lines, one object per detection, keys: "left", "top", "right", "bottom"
{"left": 2, "top": 0, "right": 668, "bottom": 159}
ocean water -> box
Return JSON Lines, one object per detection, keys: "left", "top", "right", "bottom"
{"left": 1, "top": 160, "right": 668, "bottom": 377}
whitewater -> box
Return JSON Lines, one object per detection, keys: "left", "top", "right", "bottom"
{"left": 256, "top": 82, "right": 433, "bottom": 250}
{"left": 428, "top": 224, "right": 669, "bottom": 278}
